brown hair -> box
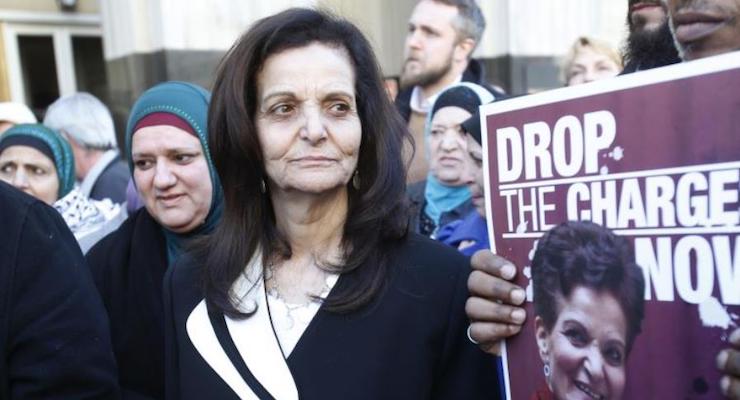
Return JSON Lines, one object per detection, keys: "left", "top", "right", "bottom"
{"left": 429, "top": 0, "right": 486, "bottom": 53}
{"left": 532, "top": 221, "right": 645, "bottom": 353}
{"left": 198, "top": 8, "right": 411, "bottom": 318}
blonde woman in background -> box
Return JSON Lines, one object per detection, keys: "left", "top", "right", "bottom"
{"left": 562, "top": 36, "right": 623, "bottom": 86}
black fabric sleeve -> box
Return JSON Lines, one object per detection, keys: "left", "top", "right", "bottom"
{"left": 432, "top": 255, "right": 501, "bottom": 400}
{"left": 162, "top": 261, "right": 180, "bottom": 400}
{"left": 6, "top": 201, "right": 120, "bottom": 399}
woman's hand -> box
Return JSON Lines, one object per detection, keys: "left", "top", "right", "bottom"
{"left": 719, "top": 328, "right": 740, "bottom": 399}
{"left": 466, "top": 250, "right": 527, "bottom": 355}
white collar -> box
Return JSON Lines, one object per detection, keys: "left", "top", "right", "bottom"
{"left": 408, "top": 74, "right": 464, "bottom": 114}
{"left": 79, "top": 149, "right": 120, "bottom": 198}
{"left": 186, "top": 254, "right": 300, "bottom": 400}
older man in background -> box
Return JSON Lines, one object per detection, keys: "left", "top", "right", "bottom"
{"left": 0, "top": 102, "right": 37, "bottom": 134}
{"left": 44, "top": 93, "right": 129, "bottom": 203}
{"left": 466, "top": 0, "right": 740, "bottom": 397}
{"left": 396, "top": 0, "right": 503, "bottom": 183}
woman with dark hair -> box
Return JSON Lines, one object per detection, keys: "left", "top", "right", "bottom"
{"left": 86, "top": 81, "right": 221, "bottom": 400}
{"left": 408, "top": 82, "right": 495, "bottom": 238}
{"left": 164, "top": 8, "right": 499, "bottom": 400}
{"left": 531, "top": 221, "right": 645, "bottom": 400}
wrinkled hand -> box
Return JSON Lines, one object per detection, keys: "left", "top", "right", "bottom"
{"left": 718, "top": 328, "right": 740, "bottom": 399}
{"left": 466, "top": 250, "right": 526, "bottom": 355}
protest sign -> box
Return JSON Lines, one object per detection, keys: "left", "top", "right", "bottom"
{"left": 482, "top": 52, "right": 740, "bottom": 400}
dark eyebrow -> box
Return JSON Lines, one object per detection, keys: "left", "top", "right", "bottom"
{"left": 132, "top": 147, "right": 201, "bottom": 159}
{"left": 323, "top": 90, "right": 355, "bottom": 100}
{"left": 261, "top": 91, "right": 296, "bottom": 104}
{"left": 561, "top": 318, "right": 586, "bottom": 329}
{"left": 166, "top": 147, "right": 201, "bottom": 154}
{"left": 20, "top": 162, "right": 48, "bottom": 170}
{"left": 605, "top": 338, "right": 626, "bottom": 350}
{"left": 431, "top": 122, "right": 461, "bottom": 129}
{"left": 419, "top": 24, "right": 440, "bottom": 36}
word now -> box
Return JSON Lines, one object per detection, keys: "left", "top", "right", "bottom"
{"left": 636, "top": 235, "right": 739, "bottom": 305}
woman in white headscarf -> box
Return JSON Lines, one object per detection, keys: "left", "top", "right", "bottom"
{"left": 407, "top": 82, "right": 495, "bottom": 238}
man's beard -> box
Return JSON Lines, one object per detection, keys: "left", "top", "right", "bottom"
{"left": 399, "top": 53, "right": 454, "bottom": 90}
{"left": 623, "top": 20, "right": 682, "bottom": 71}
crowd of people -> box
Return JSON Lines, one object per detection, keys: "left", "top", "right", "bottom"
{"left": 0, "top": 0, "right": 738, "bottom": 399}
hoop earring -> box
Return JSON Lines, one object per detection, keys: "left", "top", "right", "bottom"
{"left": 543, "top": 362, "right": 551, "bottom": 378}
{"left": 352, "top": 171, "right": 360, "bottom": 190}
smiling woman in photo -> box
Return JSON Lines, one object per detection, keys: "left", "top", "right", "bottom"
{"left": 531, "top": 221, "right": 645, "bottom": 400}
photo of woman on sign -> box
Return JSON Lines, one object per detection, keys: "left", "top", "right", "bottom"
{"left": 531, "top": 221, "right": 645, "bottom": 400}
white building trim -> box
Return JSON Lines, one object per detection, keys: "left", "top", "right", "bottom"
{"left": 0, "top": 9, "right": 100, "bottom": 26}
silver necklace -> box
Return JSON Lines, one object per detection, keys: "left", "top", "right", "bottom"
{"left": 264, "top": 262, "right": 333, "bottom": 329}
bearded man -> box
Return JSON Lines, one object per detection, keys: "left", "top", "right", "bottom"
{"left": 466, "top": 0, "right": 740, "bottom": 397}
{"left": 396, "top": 0, "right": 503, "bottom": 183}
{"left": 623, "top": 0, "right": 682, "bottom": 73}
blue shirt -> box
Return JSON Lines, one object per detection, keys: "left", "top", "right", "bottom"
{"left": 436, "top": 211, "right": 490, "bottom": 256}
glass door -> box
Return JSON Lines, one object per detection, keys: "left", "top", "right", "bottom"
{"left": 2, "top": 23, "right": 105, "bottom": 117}
{"left": 16, "top": 34, "right": 60, "bottom": 116}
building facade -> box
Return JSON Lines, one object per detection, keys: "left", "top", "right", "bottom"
{"left": 0, "top": 0, "right": 627, "bottom": 143}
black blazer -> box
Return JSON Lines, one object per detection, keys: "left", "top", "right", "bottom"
{"left": 87, "top": 208, "right": 168, "bottom": 400}
{"left": 164, "top": 233, "right": 500, "bottom": 400}
{"left": 0, "top": 182, "right": 119, "bottom": 399}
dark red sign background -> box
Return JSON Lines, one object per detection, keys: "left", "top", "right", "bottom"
{"left": 486, "top": 62, "right": 740, "bottom": 399}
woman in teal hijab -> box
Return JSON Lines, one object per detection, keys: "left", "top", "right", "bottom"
{"left": 0, "top": 123, "right": 75, "bottom": 204}
{"left": 124, "top": 81, "right": 223, "bottom": 262}
{"left": 407, "top": 82, "right": 496, "bottom": 238}
{"left": 0, "top": 123, "right": 125, "bottom": 252}
{"left": 86, "top": 81, "right": 222, "bottom": 400}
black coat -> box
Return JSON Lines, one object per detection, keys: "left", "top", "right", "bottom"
{"left": 86, "top": 208, "right": 168, "bottom": 400}
{"left": 164, "top": 233, "right": 501, "bottom": 400}
{"left": 0, "top": 181, "right": 119, "bottom": 399}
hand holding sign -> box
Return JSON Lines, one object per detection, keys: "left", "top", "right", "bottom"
{"left": 466, "top": 250, "right": 526, "bottom": 355}
{"left": 719, "top": 328, "right": 740, "bottom": 399}
{"left": 480, "top": 53, "right": 740, "bottom": 399}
